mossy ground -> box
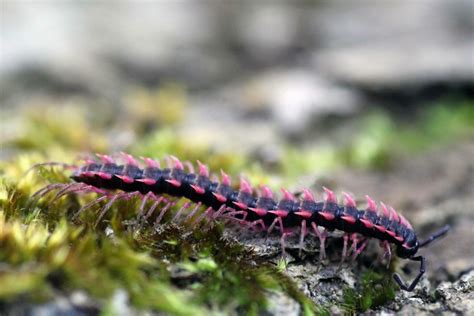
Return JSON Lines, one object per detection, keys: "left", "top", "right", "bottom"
{"left": 0, "top": 93, "right": 472, "bottom": 315}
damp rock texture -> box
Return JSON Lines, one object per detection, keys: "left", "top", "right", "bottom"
{"left": 391, "top": 270, "right": 474, "bottom": 315}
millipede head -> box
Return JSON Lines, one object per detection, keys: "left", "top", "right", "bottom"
{"left": 396, "top": 241, "right": 420, "bottom": 258}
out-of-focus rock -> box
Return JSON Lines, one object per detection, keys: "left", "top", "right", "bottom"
{"left": 265, "top": 291, "right": 301, "bottom": 316}
{"left": 240, "top": 70, "right": 361, "bottom": 137}
{"left": 3, "top": 291, "right": 101, "bottom": 316}
{"left": 435, "top": 270, "right": 474, "bottom": 314}
{"left": 310, "top": 0, "right": 474, "bottom": 93}
{"left": 2, "top": 1, "right": 471, "bottom": 105}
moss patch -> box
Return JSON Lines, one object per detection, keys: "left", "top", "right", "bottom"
{"left": 341, "top": 270, "right": 397, "bottom": 313}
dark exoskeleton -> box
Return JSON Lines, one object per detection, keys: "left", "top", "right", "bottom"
{"left": 29, "top": 154, "right": 451, "bottom": 292}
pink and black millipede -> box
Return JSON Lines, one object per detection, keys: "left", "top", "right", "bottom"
{"left": 32, "top": 153, "right": 450, "bottom": 292}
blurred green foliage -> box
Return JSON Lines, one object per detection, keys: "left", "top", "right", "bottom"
{"left": 342, "top": 100, "right": 474, "bottom": 169}
{"left": 279, "top": 100, "right": 474, "bottom": 179}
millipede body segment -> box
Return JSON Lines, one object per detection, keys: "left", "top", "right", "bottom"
{"left": 43, "top": 153, "right": 449, "bottom": 291}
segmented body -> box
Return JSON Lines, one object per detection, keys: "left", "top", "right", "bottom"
{"left": 70, "top": 153, "right": 419, "bottom": 259}
{"left": 33, "top": 153, "right": 450, "bottom": 291}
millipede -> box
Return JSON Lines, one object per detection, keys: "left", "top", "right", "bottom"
{"left": 32, "top": 153, "right": 450, "bottom": 292}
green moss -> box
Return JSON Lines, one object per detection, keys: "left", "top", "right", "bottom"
{"left": 341, "top": 270, "right": 397, "bottom": 313}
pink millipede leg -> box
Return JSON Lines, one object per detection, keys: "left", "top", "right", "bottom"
{"left": 141, "top": 197, "right": 163, "bottom": 226}
{"left": 203, "top": 205, "right": 226, "bottom": 229}
{"left": 134, "top": 192, "right": 153, "bottom": 229}
{"left": 138, "top": 192, "right": 152, "bottom": 217}
{"left": 194, "top": 207, "right": 213, "bottom": 226}
{"left": 73, "top": 195, "right": 109, "bottom": 220}
{"left": 95, "top": 191, "right": 138, "bottom": 227}
{"left": 241, "top": 211, "right": 248, "bottom": 220}
{"left": 31, "top": 183, "right": 66, "bottom": 199}
{"left": 173, "top": 202, "right": 191, "bottom": 222}
{"left": 64, "top": 184, "right": 101, "bottom": 197}
{"left": 222, "top": 210, "right": 247, "bottom": 219}
{"left": 221, "top": 211, "right": 248, "bottom": 226}
{"left": 349, "top": 233, "right": 359, "bottom": 256}
{"left": 277, "top": 217, "right": 285, "bottom": 233}
{"left": 133, "top": 192, "right": 155, "bottom": 228}
{"left": 340, "top": 233, "right": 350, "bottom": 265}
{"left": 145, "top": 196, "right": 164, "bottom": 220}
{"left": 249, "top": 219, "right": 266, "bottom": 231}
{"left": 123, "top": 191, "right": 141, "bottom": 201}
{"left": 351, "top": 238, "right": 369, "bottom": 262}
{"left": 55, "top": 183, "right": 100, "bottom": 200}
{"left": 267, "top": 217, "right": 279, "bottom": 235}
{"left": 88, "top": 186, "right": 108, "bottom": 195}
{"left": 226, "top": 211, "right": 248, "bottom": 227}
{"left": 382, "top": 240, "right": 392, "bottom": 268}
{"left": 193, "top": 207, "right": 207, "bottom": 225}
{"left": 299, "top": 220, "right": 307, "bottom": 257}
{"left": 94, "top": 194, "right": 122, "bottom": 227}
{"left": 51, "top": 183, "right": 82, "bottom": 201}
{"left": 184, "top": 202, "right": 202, "bottom": 221}
{"left": 205, "top": 207, "right": 216, "bottom": 221}
{"left": 154, "top": 202, "right": 175, "bottom": 228}
{"left": 280, "top": 232, "right": 291, "bottom": 258}
{"left": 311, "top": 222, "right": 327, "bottom": 263}
{"left": 212, "top": 204, "right": 227, "bottom": 220}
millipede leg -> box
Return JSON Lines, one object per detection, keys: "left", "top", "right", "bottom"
{"left": 88, "top": 186, "right": 108, "bottom": 195}
{"left": 184, "top": 202, "right": 202, "bottom": 222}
{"left": 193, "top": 206, "right": 213, "bottom": 226}
{"left": 173, "top": 202, "right": 191, "bottom": 222}
{"left": 202, "top": 205, "right": 226, "bottom": 229}
{"left": 221, "top": 211, "right": 247, "bottom": 224}
{"left": 393, "top": 256, "right": 426, "bottom": 291}
{"left": 138, "top": 192, "right": 152, "bottom": 218}
{"left": 73, "top": 195, "right": 109, "bottom": 220}
{"left": 31, "top": 183, "right": 66, "bottom": 199}
{"left": 133, "top": 192, "right": 154, "bottom": 229}
{"left": 212, "top": 204, "right": 228, "bottom": 220}
{"left": 381, "top": 240, "right": 392, "bottom": 268}
{"left": 339, "top": 234, "right": 350, "bottom": 266}
{"left": 349, "top": 233, "right": 359, "bottom": 255}
{"left": 280, "top": 232, "right": 292, "bottom": 258}
{"left": 154, "top": 201, "right": 176, "bottom": 227}
{"left": 28, "top": 183, "right": 68, "bottom": 210}
{"left": 51, "top": 183, "right": 83, "bottom": 201}
{"left": 351, "top": 238, "right": 368, "bottom": 262}
{"left": 267, "top": 217, "right": 279, "bottom": 235}
{"left": 94, "top": 193, "right": 123, "bottom": 227}
{"left": 311, "top": 223, "right": 327, "bottom": 262}
{"left": 145, "top": 196, "right": 164, "bottom": 219}
{"left": 123, "top": 191, "right": 141, "bottom": 201}
{"left": 249, "top": 219, "right": 266, "bottom": 231}
{"left": 298, "top": 220, "right": 307, "bottom": 257}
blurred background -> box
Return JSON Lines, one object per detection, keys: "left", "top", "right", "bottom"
{"left": 0, "top": 1, "right": 473, "bottom": 313}
{"left": 1, "top": 1, "right": 473, "bottom": 153}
